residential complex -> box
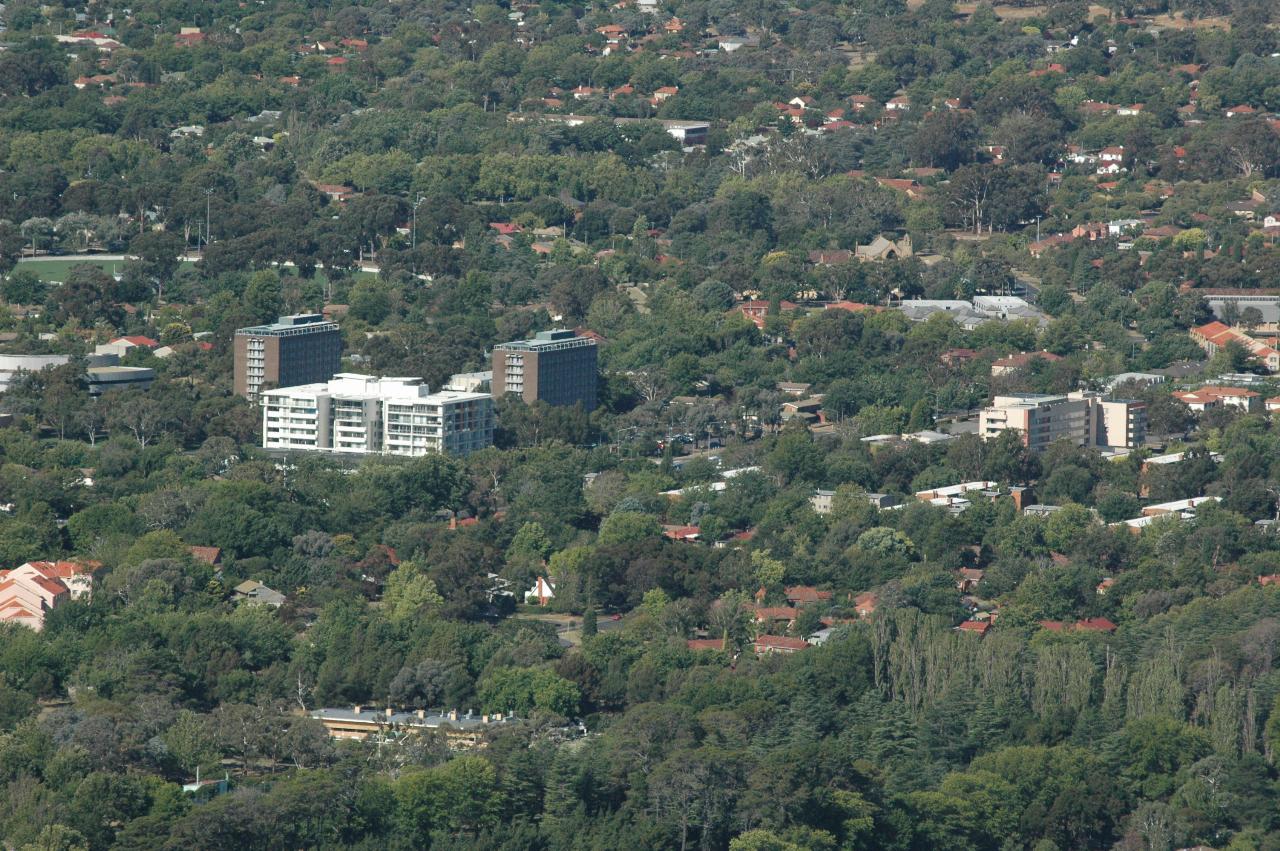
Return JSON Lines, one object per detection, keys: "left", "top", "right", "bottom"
{"left": 898, "top": 296, "right": 1049, "bottom": 330}
{"left": 1190, "top": 321, "right": 1280, "bottom": 372}
{"left": 980, "top": 392, "right": 1147, "bottom": 451}
{"left": 261, "top": 374, "right": 494, "bottom": 457}
{"left": 492, "top": 329, "right": 598, "bottom": 411}
{"left": 310, "top": 705, "right": 519, "bottom": 749}
{"left": 0, "top": 560, "right": 101, "bottom": 631}
{"left": 234, "top": 313, "right": 343, "bottom": 400}
{"left": 1172, "top": 385, "right": 1262, "bottom": 413}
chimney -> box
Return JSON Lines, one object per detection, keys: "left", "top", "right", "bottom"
{"left": 448, "top": 709, "right": 458, "bottom": 721}
{"left": 385, "top": 707, "right": 393, "bottom": 718}
{"left": 416, "top": 709, "right": 425, "bottom": 719}
{"left": 449, "top": 516, "right": 457, "bottom": 530}
{"left": 354, "top": 705, "right": 362, "bottom": 715}
{"left": 482, "top": 714, "right": 490, "bottom": 723}
{"left": 493, "top": 712, "right": 502, "bottom": 721}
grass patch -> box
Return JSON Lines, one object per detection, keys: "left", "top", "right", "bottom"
{"left": 14, "top": 257, "right": 379, "bottom": 286}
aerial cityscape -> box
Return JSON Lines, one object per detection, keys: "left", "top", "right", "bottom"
{"left": 0, "top": 0, "right": 1278, "bottom": 848}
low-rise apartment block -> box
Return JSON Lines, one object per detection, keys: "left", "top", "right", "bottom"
{"left": 1172, "top": 385, "right": 1261, "bottom": 413}
{"left": 980, "top": 392, "right": 1146, "bottom": 451}
{"left": 1190, "top": 322, "right": 1280, "bottom": 372}
{"left": 0, "top": 560, "right": 101, "bottom": 631}
{"left": 261, "top": 374, "right": 494, "bottom": 457}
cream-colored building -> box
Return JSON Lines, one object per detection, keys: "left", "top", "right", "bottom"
{"left": 261, "top": 374, "right": 494, "bottom": 457}
{"left": 979, "top": 392, "right": 1146, "bottom": 451}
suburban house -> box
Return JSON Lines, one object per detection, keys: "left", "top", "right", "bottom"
{"left": 990, "top": 351, "right": 1064, "bottom": 376}
{"left": 310, "top": 706, "right": 519, "bottom": 749}
{"left": 785, "top": 585, "right": 832, "bottom": 606}
{"left": 93, "top": 335, "right": 159, "bottom": 358}
{"left": 233, "top": 580, "right": 286, "bottom": 608}
{"left": 735, "top": 300, "right": 797, "bottom": 329}
{"left": 189, "top": 546, "right": 223, "bottom": 566}
{"left": 956, "top": 569, "right": 984, "bottom": 593}
{"left": 753, "top": 635, "right": 809, "bottom": 655}
{"left": 526, "top": 576, "right": 555, "bottom": 606}
{"left": 686, "top": 638, "right": 727, "bottom": 652}
{"left": 752, "top": 606, "right": 798, "bottom": 628}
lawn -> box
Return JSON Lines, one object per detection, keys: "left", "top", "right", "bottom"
{"left": 14, "top": 257, "right": 379, "bottom": 286}
{"left": 15, "top": 257, "right": 133, "bottom": 283}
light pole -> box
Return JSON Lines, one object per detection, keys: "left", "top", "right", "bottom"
{"left": 204, "top": 188, "right": 214, "bottom": 249}
{"left": 411, "top": 196, "right": 425, "bottom": 275}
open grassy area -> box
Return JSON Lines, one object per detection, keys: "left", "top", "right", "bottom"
{"left": 15, "top": 257, "right": 131, "bottom": 283}
{"left": 14, "top": 257, "right": 379, "bottom": 286}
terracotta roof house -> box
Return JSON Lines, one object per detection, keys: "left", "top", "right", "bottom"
{"left": 189, "top": 546, "right": 223, "bottom": 565}
{"left": 990, "top": 351, "right": 1063, "bottom": 376}
{"left": 941, "top": 348, "right": 977, "bottom": 367}
{"left": 1189, "top": 321, "right": 1280, "bottom": 372}
{"left": 663, "top": 525, "right": 701, "bottom": 542}
{"left": 872, "top": 178, "right": 925, "bottom": 200}
{"left": 955, "top": 620, "right": 991, "bottom": 635}
{"left": 686, "top": 638, "right": 727, "bottom": 651}
{"left": 753, "top": 606, "right": 799, "bottom": 624}
{"left": 1172, "top": 386, "right": 1262, "bottom": 413}
{"left": 0, "top": 560, "right": 100, "bottom": 631}
{"left": 1074, "top": 617, "right": 1117, "bottom": 633}
{"left": 808, "top": 249, "right": 852, "bottom": 265}
{"left": 785, "top": 586, "right": 832, "bottom": 605}
{"left": 825, "top": 300, "right": 882, "bottom": 314}
{"left": 753, "top": 635, "right": 809, "bottom": 654}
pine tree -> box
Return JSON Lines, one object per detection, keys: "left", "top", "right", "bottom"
{"left": 582, "top": 605, "right": 597, "bottom": 638}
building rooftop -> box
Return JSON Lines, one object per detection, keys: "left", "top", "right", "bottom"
{"left": 494, "top": 329, "right": 597, "bottom": 352}
{"left": 236, "top": 313, "right": 339, "bottom": 335}
{"left": 263, "top": 374, "right": 490, "bottom": 404}
{"left": 311, "top": 706, "right": 520, "bottom": 730}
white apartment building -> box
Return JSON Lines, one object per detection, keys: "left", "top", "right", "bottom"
{"left": 261, "top": 374, "right": 494, "bottom": 457}
{"left": 979, "top": 392, "right": 1146, "bottom": 451}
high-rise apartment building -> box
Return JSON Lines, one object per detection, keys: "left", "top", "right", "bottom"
{"left": 491, "top": 330, "right": 598, "bottom": 411}
{"left": 234, "top": 314, "right": 342, "bottom": 400}
{"left": 980, "top": 392, "right": 1146, "bottom": 451}
{"left": 261, "top": 374, "right": 494, "bottom": 457}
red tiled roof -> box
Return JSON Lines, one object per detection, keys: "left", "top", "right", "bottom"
{"left": 189, "top": 546, "right": 222, "bottom": 564}
{"left": 993, "top": 351, "right": 1063, "bottom": 369}
{"left": 1074, "top": 617, "right": 1117, "bottom": 632}
{"left": 785, "top": 585, "right": 832, "bottom": 604}
{"left": 754, "top": 606, "right": 799, "bottom": 621}
{"left": 1039, "top": 620, "right": 1066, "bottom": 631}
{"left": 686, "top": 638, "right": 727, "bottom": 651}
{"left": 955, "top": 620, "right": 991, "bottom": 635}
